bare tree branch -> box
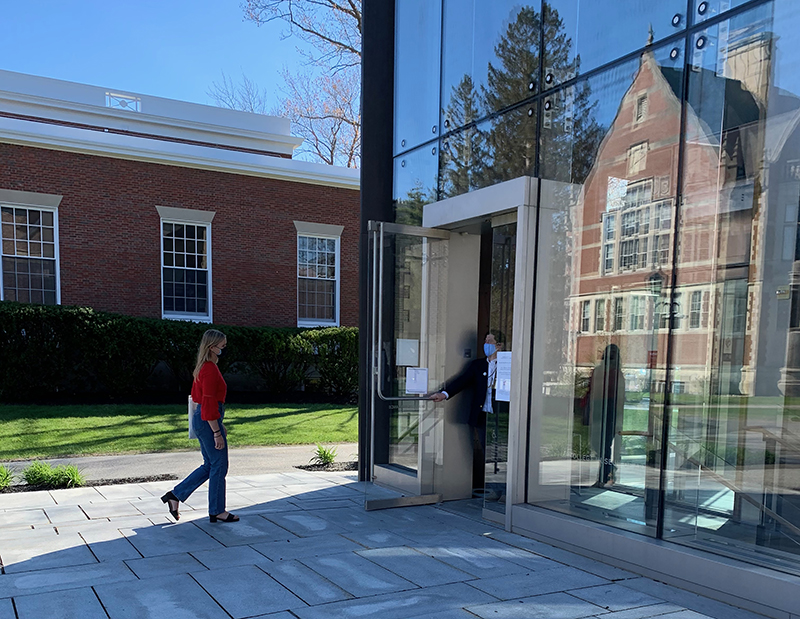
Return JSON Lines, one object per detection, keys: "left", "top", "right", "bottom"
{"left": 207, "top": 71, "right": 271, "bottom": 115}
{"left": 211, "top": 1, "right": 362, "bottom": 167}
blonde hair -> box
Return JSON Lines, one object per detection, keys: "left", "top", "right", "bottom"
{"left": 193, "top": 329, "right": 226, "bottom": 380}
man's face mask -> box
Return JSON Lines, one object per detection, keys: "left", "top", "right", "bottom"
{"left": 484, "top": 343, "right": 496, "bottom": 357}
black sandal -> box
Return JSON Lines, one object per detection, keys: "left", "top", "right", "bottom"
{"left": 209, "top": 512, "right": 239, "bottom": 523}
{"left": 161, "top": 491, "right": 180, "bottom": 520}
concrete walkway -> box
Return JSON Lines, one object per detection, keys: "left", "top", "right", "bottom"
{"left": 4, "top": 443, "right": 359, "bottom": 481}
{"left": 0, "top": 470, "right": 771, "bottom": 619}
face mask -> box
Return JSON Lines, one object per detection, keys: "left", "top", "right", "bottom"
{"left": 215, "top": 346, "right": 227, "bottom": 359}
{"left": 484, "top": 343, "right": 496, "bottom": 357}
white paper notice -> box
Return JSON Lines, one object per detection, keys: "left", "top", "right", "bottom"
{"left": 495, "top": 351, "right": 512, "bottom": 401}
{"left": 405, "top": 367, "right": 429, "bottom": 394}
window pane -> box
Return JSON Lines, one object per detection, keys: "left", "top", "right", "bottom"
{"left": 544, "top": 0, "right": 686, "bottom": 87}
{"left": 395, "top": 0, "right": 442, "bottom": 154}
{"left": 661, "top": 1, "right": 800, "bottom": 571}
{"left": 442, "top": 1, "right": 539, "bottom": 132}
{"left": 530, "top": 40, "right": 685, "bottom": 539}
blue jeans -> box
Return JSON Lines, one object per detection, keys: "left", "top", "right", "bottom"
{"left": 172, "top": 403, "right": 228, "bottom": 516}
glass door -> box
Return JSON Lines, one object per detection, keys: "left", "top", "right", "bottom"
{"left": 366, "top": 221, "right": 450, "bottom": 508}
{"left": 484, "top": 221, "right": 516, "bottom": 514}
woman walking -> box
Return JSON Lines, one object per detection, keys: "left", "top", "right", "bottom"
{"left": 161, "top": 329, "right": 239, "bottom": 523}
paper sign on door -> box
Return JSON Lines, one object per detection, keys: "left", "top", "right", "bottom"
{"left": 405, "top": 367, "right": 429, "bottom": 394}
{"left": 495, "top": 351, "right": 512, "bottom": 402}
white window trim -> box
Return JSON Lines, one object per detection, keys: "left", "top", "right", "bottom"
{"left": 295, "top": 221, "right": 342, "bottom": 328}
{"left": 157, "top": 206, "right": 214, "bottom": 323}
{"left": 0, "top": 189, "right": 62, "bottom": 305}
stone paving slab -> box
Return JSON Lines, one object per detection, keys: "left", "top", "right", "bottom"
{"left": 119, "top": 521, "right": 224, "bottom": 557}
{"left": 124, "top": 552, "right": 208, "bottom": 579}
{"left": 357, "top": 545, "right": 474, "bottom": 587}
{"left": 466, "top": 590, "right": 611, "bottom": 619}
{"left": 291, "top": 581, "right": 498, "bottom": 619}
{"left": 193, "top": 513, "right": 296, "bottom": 546}
{"left": 0, "top": 598, "right": 14, "bottom": 618}
{"left": 193, "top": 565, "right": 306, "bottom": 617}
{"left": 260, "top": 558, "right": 353, "bottom": 606}
{"left": 299, "top": 550, "right": 418, "bottom": 597}
{"left": 0, "top": 561, "right": 137, "bottom": 599}
{"left": 94, "top": 573, "right": 230, "bottom": 619}
{"left": 13, "top": 586, "right": 108, "bottom": 619}
{"left": 570, "top": 583, "right": 667, "bottom": 612}
{"left": 250, "top": 533, "right": 363, "bottom": 561}
{"left": 584, "top": 605, "right": 693, "bottom": 619}
{"left": 1, "top": 530, "right": 98, "bottom": 574}
{"left": 190, "top": 545, "right": 273, "bottom": 570}
{"left": 467, "top": 566, "right": 608, "bottom": 600}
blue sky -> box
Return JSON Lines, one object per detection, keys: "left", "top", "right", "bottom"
{"left": 0, "top": 0, "right": 308, "bottom": 110}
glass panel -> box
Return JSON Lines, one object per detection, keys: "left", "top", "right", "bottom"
{"left": 395, "top": 0, "right": 442, "bottom": 154}
{"left": 663, "top": 1, "right": 800, "bottom": 572}
{"left": 441, "top": 1, "right": 540, "bottom": 133}
{"left": 693, "top": 0, "right": 749, "bottom": 25}
{"left": 529, "top": 41, "right": 685, "bottom": 537}
{"left": 440, "top": 105, "right": 537, "bottom": 200}
{"left": 394, "top": 144, "right": 439, "bottom": 225}
{"left": 485, "top": 222, "right": 517, "bottom": 514}
{"left": 544, "top": 0, "right": 686, "bottom": 86}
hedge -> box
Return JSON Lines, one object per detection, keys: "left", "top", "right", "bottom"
{"left": 0, "top": 302, "right": 358, "bottom": 401}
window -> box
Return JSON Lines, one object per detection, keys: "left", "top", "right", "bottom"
{"left": 613, "top": 297, "right": 624, "bottom": 331}
{"left": 595, "top": 299, "right": 605, "bottom": 332}
{"left": 629, "top": 295, "right": 645, "bottom": 331}
{"left": 298, "top": 235, "right": 339, "bottom": 325}
{"left": 690, "top": 291, "right": 702, "bottom": 328}
{"left": 628, "top": 142, "right": 648, "bottom": 175}
{"left": 654, "top": 200, "right": 672, "bottom": 230}
{"left": 653, "top": 234, "right": 670, "bottom": 265}
{"left": 580, "top": 300, "right": 591, "bottom": 332}
{"left": 639, "top": 237, "right": 649, "bottom": 269}
{"left": 635, "top": 94, "right": 648, "bottom": 124}
{"left": 620, "top": 239, "right": 639, "bottom": 269}
{"left": 623, "top": 180, "right": 652, "bottom": 209}
{"left": 621, "top": 211, "right": 639, "bottom": 237}
{"left": 603, "top": 244, "right": 615, "bottom": 272}
{"left": 604, "top": 214, "right": 616, "bottom": 241}
{"left": 1, "top": 205, "right": 59, "bottom": 304}
{"left": 161, "top": 222, "right": 210, "bottom": 319}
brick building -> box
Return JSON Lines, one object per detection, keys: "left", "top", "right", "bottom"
{"left": 0, "top": 69, "right": 360, "bottom": 327}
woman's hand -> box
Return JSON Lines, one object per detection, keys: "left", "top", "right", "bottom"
{"left": 214, "top": 432, "right": 225, "bottom": 450}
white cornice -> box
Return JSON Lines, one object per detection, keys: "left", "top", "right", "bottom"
{"left": 0, "top": 68, "right": 303, "bottom": 156}
{"left": 0, "top": 116, "right": 360, "bottom": 190}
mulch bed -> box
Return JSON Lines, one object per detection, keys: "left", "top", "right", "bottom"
{"left": 1, "top": 473, "right": 179, "bottom": 493}
{"left": 294, "top": 461, "right": 358, "bottom": 472}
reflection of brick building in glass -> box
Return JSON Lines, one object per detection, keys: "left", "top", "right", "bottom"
{"left": 569, "top": 32, "right": 784, "bottom": 400}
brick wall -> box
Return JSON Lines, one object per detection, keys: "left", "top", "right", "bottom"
{"left": 0, "top": 143, "right": 360, "bottom": 327}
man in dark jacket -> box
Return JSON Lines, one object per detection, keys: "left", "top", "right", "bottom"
{"left": 430, "top": 333, "right": 501, "bottom": 492}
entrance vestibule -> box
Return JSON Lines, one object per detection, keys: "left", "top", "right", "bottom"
{"left": 365, "top": 176, "right": 539, "bottom": 525}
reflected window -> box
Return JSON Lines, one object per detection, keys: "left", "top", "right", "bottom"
{"left": 628, "top": 142, "right": 649, "bottom": 175}
{"left": 690, "top": 290, "right": 702, "bottom": 328}
{"left": 629, "top": 295, "right": 645, "bottom": 330}
{"left": 581, "top": 299, "right": 591, "bottom": 332}
{"left": 613, "top": 297, "right": 624, "bottom": 331}
{"left": 595, "top": 299, "right": 605, "bottom": 332}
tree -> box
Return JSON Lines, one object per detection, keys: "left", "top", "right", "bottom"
{"left": 235, "top": 0, "right": 363, "bottom": 167}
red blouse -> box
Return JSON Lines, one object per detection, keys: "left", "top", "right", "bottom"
{"left": 191, "top": 361, "right": 227, "bottom": 421}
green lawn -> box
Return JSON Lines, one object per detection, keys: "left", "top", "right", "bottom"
{"left": 0, "top": 403, "right": 358, "bottom": 461}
